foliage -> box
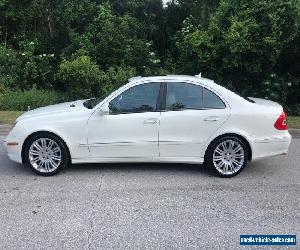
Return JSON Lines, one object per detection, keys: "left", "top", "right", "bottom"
{"left": 177, "top": 0, "right": 300, "bottom": 95}
{"left": 57, "top": 55, "right": 102, "bottom": 98}
{"left": 62, "top": 4, "right": 161, "bottom": 75}
{"left": 0, "top": 0, "right": 299, "bottom": 113}
{"left": 0, "top": 87, "right": 66, "bottom": 111}
{"left": 57, "top": 55, "right": 138, "bottom": 99}
{"left": 98, "top": 66, "right": 137, "bottom": 95}
{"left": 0, "top": 43, "right": 55, "bottom": 90}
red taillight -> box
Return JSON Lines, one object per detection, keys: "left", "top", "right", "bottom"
{"left": 274, "top": 112, "right": 288, "bottom": 130}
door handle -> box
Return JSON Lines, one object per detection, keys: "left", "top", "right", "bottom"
{"left": 143, "top": 118, "right": 159, "bottom": 124}
{"left": 204, "top": 116, "right": 220, "bottom": 122}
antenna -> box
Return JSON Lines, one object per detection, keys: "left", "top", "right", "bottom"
{"left": 195, "top": 73, "right": 202, "bottom": 78}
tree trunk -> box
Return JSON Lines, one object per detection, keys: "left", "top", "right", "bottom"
{"left": 46, "top": 8, "right": 53, "bottom": 38}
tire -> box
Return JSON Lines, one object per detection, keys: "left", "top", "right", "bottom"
{"left": 24, "top": 133, "right": 70, "bottom": 176}
{"left": 205, "top": 136, "right": 248, "bottom": 178}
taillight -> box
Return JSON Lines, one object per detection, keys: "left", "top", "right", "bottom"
{"left": 274, "top": 112, "right": 288, "bottom": 130}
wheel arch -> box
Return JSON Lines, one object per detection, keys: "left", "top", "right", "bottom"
{"left": 21, "top": 130, "right": 72, "bottom": 164}
{"left": 204, "top": 133, "right": 252, "bottom": 162}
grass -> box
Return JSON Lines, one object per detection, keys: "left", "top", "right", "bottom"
{"left": 287, "top": 116, "right": 300, "bottom": 129}
{"left": 0, "top": 111, "right": 23, "bottom": 125}
{"left": 0, "top": 111, "right": 300, "bottom": 129}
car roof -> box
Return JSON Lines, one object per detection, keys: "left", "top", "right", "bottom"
{"left": 128, "top": 75, "right": 215, "bottom": 85}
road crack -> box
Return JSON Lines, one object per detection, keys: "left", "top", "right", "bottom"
{"left": 87, "top": 174, "right": 104, "bottom": 250}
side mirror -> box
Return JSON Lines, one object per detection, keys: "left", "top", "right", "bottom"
{"left": 99, "top": 104, "right": 110, "bottom": 116}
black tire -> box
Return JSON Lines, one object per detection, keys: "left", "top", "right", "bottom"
{"left": 205, "top": 136, "right": 248, "bottom": 178}
{"left": 24, "top": 132, "right": 70, "bottom": 176}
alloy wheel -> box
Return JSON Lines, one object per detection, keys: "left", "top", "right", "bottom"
{"left": 212, "top": 139, "right": 245, "bottom": 175}
{"left": 28, "top": 138, "right": 62, "bottom": 173}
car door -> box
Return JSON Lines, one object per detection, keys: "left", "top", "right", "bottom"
{"left": 159, "top": 81, "right": 231, "bottom": 158}
{"left": 87, "top": 82, "right": 162, "bottom": 158}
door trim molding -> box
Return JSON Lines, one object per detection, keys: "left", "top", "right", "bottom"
{"left": 79, "top": 140, "right": 158, "bottom": 147}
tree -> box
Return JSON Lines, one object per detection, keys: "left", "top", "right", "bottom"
{"left": 177, "top": 0, "right": 300, "bottom": 95}
{"left": 63, "top": 4, "right": 161, "bottom": 74}
{"left": 0, "top": 0, "right": 299, "bottom": 113}
{"left": 57, "top": 55, "right": 102, "bottom": 98}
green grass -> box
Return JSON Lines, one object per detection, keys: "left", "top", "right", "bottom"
{"left": 0, "top": 111, "right": 23, "bottom": 125}
{"left": 287, "top": 116, "right": 300, "bottom": 129}
{"left": 0, "top": 111, "right": 299, "bottom": 129}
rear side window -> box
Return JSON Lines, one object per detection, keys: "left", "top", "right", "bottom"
{"left": 165, "top": 82, "right": 226, "bottom": 110}
{"left": 166, "top": 82, "right": 202, "bottom": 110}
{"left": 203, "top": 88, "right": 226, "bottom": 109}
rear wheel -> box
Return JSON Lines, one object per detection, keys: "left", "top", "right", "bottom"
{"left": 205, "top": 136, "right": 248, "bottom": 177}
{"left": 24, "top": 133, "right": 69, "bottom": 176}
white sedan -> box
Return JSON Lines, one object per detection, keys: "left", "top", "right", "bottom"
{"left": 5, "top": 75, "right": 291, "bottom": 177}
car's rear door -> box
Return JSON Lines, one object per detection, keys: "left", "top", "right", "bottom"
{"left": 159, "top": 81, "right": 231, "bottom": 158}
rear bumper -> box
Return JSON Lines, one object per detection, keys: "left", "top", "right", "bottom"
{"left": 251, "top": 132, "right": 292, "bottom": 160}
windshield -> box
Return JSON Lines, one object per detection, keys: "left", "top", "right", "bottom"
{"left": 82, "top": 85, "right": 125, "bottom": 109}
{"left": 83, "top": 82, "right": 128, "bottom": 109}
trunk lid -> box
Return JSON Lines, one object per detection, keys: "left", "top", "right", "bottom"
{"left": 248, "top": 97, "right": 283, "bottom": 113}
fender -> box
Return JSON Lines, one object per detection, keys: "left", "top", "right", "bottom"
{"left": 201, "top": 129, "right": 254, "bottom": 160}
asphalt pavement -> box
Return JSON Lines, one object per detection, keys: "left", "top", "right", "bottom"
{"left": 0, "top": 138, "right": 299, "bottom": 249}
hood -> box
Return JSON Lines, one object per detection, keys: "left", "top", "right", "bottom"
{"left": 17, "top": 99, "right": 87, "bottom": 121}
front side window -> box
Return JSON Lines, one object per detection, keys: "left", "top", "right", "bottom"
{"left": 109, "top": 82, "right": 161, "bottom": 114}
{"left": 166, "top": 82, "right": 203, "bottom": 110}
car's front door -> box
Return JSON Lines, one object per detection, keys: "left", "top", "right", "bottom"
{"left": 87, "top": 82, "right": 161, "bottom": 159}
{"left": 159, "top": 81, "right": 231, "bottom": 158}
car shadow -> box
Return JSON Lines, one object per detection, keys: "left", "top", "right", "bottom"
{"left": 65, "top": 162, "right": 214, "bottom": 176}
{"left": 2, "top": 159, "right": 282, "bottom": 180}
{"left": 0, "top": 141, "right": 294, "bottom": 179}
{"left": 63, "top": 160, "right": 276, "bottom": 180}
{"left": 0, "top": 148, "right": 215, "bottom": 177}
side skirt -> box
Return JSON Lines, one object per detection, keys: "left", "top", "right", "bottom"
{"left": 71, "top": 157, "right": 204, "bottom": 164}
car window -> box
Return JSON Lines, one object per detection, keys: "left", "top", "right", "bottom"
{"left": 109, "top": 82, "right": 161, "bottom": 114}
{"left": 166, "top": 82, "right": 202, "bottom": 110}
{"left": 203, "top": 88, "right": 226, "bottom": 109}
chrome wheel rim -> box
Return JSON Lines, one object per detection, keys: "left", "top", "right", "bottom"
{"left": 213, "top": 139, "right": 245, "bottom": 175}
{"left": 29, "top": 138, "right": 62, "bottom": 173}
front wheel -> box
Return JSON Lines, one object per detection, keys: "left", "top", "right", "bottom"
{"left": 24, "top": 133, "right": 69, "bottom": 176}
{"left": 205, "top": 136, "right": 248, "bottom": 177}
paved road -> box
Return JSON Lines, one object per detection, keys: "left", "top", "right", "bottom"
{"left": 0, "top": 139, "right": 299, "bottom": 250}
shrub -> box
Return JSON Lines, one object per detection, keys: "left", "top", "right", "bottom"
{"left": 98, "top": 66, "right": 137, "bottom": 95}
{"left": 286, "top": 104, "right": 300, "bottom": 116}
{"left": 0, "top": 43, "right": 56, "bottom": 90}
{"left": 0, "top": 45, "right": 19, "bottom": 88}
{"left": 57, "top": 55, "right": 102, "bottom": 98}
{"left": 0, "top": 87, "right": 66, "bottom": 111}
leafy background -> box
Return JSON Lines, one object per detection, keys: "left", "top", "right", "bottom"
{"left": 0, "top": 0, "right": 299, "bottom": 113}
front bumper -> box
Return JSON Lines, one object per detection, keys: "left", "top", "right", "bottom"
{"left": 5, "top": 133, "right": 23, "bottom": 164}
